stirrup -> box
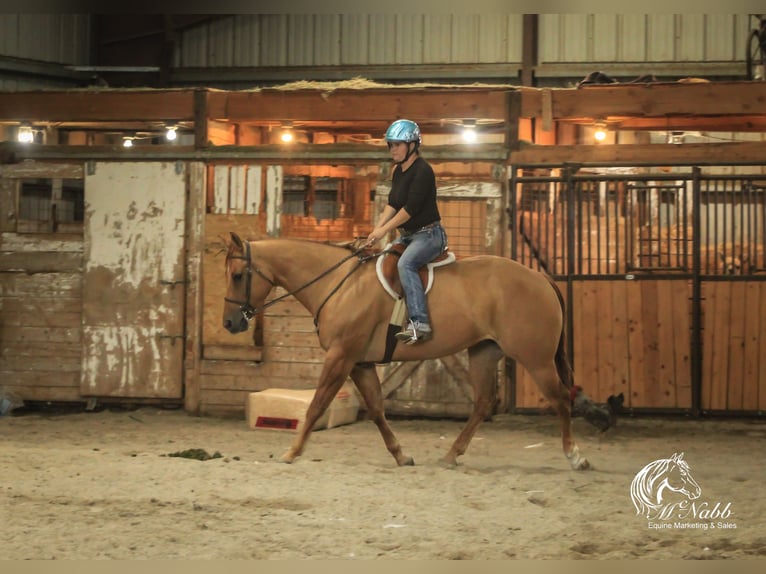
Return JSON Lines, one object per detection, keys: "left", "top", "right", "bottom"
{"left": 395, "top": 320, "right": 433, "bottom": 344}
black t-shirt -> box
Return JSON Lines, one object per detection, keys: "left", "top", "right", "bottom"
{"left": 388, "top": 156, "right": 441, "bottom": 233}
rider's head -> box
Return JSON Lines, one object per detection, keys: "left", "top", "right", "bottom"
{"left": 385, "top": 119, "right": 421, "bottom": 165}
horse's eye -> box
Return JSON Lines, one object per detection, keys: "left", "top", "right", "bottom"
{"left": 232, "top": 272, "right": 243, "bottom": 281}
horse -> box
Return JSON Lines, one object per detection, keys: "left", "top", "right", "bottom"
{"left": 222, "top": 232, "right": 592, "bottom": 471}
{"left": 630, "top": 452, "right": 702, "bottom": 520}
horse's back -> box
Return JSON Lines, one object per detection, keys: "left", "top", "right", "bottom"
{"left": 442, "top": 254, "right": 555, "bottom": 296}
{"left": 429, "top": 254, "right": 563, "bottom": 339}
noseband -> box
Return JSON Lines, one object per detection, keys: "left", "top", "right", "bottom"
{"left": 224, "top": 240, "right": 276, "bottom": 319}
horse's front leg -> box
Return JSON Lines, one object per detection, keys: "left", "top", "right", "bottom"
{"left": 280, "top": 348, "right": 354, "bottom": 464}
{"left": 350, "top": 364, "right": 414, "bottom": 466}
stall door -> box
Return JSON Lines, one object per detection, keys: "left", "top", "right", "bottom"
{"left": 81, "top": 162, "right": 186, "bottom": 398}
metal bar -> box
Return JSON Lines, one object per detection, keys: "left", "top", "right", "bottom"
{"left": 691, "top": 167, "right": 703, "bottom": 417}
{"left": 565, "top": 167, "right": 576, "bottom": 366}
{"left": 507, "top": 168, "right": 519, "bottom": 413}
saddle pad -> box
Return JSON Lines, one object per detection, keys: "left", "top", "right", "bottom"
{"left": 375, "top": 243, "right": 456, "bottom": 300}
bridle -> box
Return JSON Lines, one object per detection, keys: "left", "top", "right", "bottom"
{"left": 224, "top": 240, "right": 276, "bottom": 320}
{"left": 224, "top": 239, "right": 381, "bottom": 324}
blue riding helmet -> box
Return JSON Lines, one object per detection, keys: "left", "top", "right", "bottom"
{"left": 385, "top": 119, "right": 421, "bottom": 145}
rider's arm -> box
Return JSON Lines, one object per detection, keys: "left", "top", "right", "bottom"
{"left": 367, "top": 205, "right": 411, "bottom": 244}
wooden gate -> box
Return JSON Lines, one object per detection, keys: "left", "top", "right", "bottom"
{"left": 81, "top": 162, "right": 187, "bottom": 399}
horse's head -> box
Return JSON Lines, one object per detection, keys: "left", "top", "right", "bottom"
{"left": 631, "top": 452, "right": 702, "bottom": 518}
{"left": 222, "top": 232, "right": 276, "bottom": 334}
{"left": 661, "top": 452, "right": 702, "bottom": 501}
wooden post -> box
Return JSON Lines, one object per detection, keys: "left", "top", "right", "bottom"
{"left": 504, "top": 90, "right": 521, "bottom": 152}
{"left": 194, "top": 89, "right": 209, "bottom": 149}
{"left": 184, "top": 162, "right": 207, "bottom": 414}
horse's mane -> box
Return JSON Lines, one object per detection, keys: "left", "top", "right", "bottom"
{"left": 630, "top": 453, "right": 690, "bottom": 518}
{"left": 631, "top": 458, "right": 670, "bottom": 516}
{"left": 224, "top": 235, "right": 381, "bottom": 265}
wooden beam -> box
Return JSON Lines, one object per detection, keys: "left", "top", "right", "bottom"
{"left": 520, "top": 14, "right": 537, "bottom": 87}
{"left": 504, "top": 90, "right": 521, "bottom": 149}
{"left": 212, "top": 89, "right": 511, "bottom": 123}
{"left": 0, "top": 90, "right": 196, "bottom": 122}
{"left": 509, "top": 141, "right": 766, "bottom": 167}
{"left": 0, "top": 142, "right": 509, "bottom": 164}
{"left": 605, "top": 116, "right": 766, "bottom": 132}
{"left": 520, "top": 82, "right": 766, "bottom": 120}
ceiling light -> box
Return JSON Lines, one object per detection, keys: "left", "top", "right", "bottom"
{"left": 17, "top": 125, "right": 34, "bottom": 144}
{"left": 280, "top": 129, "right": 294, "bottom": 143}
{"left": 668, "top": 131, "right": 684, "bottom": 145}
{"left": 122, "top": 137, "right": 134, "bottom": 148}
{"left": 461, "top": 122, "right": 477, "bottom": 144}
{"left": 165, "top": 126, "right": 177, "bottom": 141}
{"left": 593, "top": 122, "right": 607, "bottom": 142}
{"left": 279, "top": 121, "right": 295, "bottom": 144}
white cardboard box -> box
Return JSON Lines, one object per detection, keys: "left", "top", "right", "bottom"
{"left": 246, "top": 382, "right": 360, "bottom": 432}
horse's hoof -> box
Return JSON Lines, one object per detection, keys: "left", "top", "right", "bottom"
{"left": 438, "top": 456, "right": 458, "bottom": 468}
{"left": 398, "top": 456, "right": 415, "bottom": 466}
{"left": 571, "top": 457, "right": 592, "bottom": 471}
{"left": 279, "top": 452, "right": 297, "bottom": 464}
{"left": 566, "top": 445, "right": 592, "bottom": 470}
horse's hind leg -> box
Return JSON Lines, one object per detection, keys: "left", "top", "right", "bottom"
{"left": 442, "top": 341, "right": 504, "bottom": 466}
{"left": 528, "top": 362, "right": 591, "bottom": 470}
{"left": 350, "top": 364, "right": 414, "bottom": 466}
{"left": 280, "top": 349, "right": 354, "bottom": 464}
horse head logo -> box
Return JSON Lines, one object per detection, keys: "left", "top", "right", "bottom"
{"left": 630, "top": 453, "right": 702, "bottom": 520}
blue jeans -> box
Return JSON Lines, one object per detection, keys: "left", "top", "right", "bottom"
{"left": 394, "top": 223, "right": 448, "bottom": 325}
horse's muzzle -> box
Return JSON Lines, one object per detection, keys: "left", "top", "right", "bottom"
{"left": 223, "top": 314, "right": 249, "bottom": 334}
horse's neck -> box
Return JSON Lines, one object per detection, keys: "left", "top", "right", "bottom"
{"left": 266, "top": 241, "right": 353, "bottom": 313}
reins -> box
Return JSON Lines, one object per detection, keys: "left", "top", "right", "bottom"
{"left": 226, "top": 240, "right": 386, "bottom": 325}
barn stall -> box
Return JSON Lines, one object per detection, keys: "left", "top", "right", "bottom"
{"left": 1, "top": 81, "right": 765, "bottom": 419}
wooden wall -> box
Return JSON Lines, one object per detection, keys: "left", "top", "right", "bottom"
{"left": 0, "top": 163, "right": 84, "bottom": 402}
{"left": 515, "top": 278, "right": 766, "bottom": 413}
{"left": 701, "top": 281, "right": 766, "bottom": 412}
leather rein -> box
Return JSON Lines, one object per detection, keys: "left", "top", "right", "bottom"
{"left": 225, "top": 240, "right": 381, "bottom": 326}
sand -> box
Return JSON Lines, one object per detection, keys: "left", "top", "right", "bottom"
{"left": 1, "top": 407, "right": 765, "bottom": 560}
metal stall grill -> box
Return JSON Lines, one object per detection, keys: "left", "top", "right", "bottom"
{"left": 509, "top": 167, "right": 766, "bottom": 416}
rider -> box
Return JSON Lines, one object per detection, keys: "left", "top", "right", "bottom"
{"left": 366, "top": 119, "right": 448, "bottom": 344}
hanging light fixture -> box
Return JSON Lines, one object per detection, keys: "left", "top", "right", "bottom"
{"left": 461, "top": 120, "right": 477, "bottom": 144}
{"left": 667, "top": 131, "right": 685, "bottom": 145}
{"left": 122, "top": 137, "right": 134, "bottom": 148}
{"left": 17, "top": 125, "right": 34, "bottom": 144}
{"left": 165, "top": 126, "right": 178, "bottom": 141}
{"left": 593, "top": 121, "right": 608, "bottom": 142}
{"left": 280, "top": 122, "right": 294, "bottom": 144}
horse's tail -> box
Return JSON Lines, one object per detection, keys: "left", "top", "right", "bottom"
{"left": 544, "top": 274, "right": 574, "bottom": 390}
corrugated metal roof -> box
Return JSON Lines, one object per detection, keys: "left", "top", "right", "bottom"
{"left": 0, "top": 14, "right": 90, "bottom": 64}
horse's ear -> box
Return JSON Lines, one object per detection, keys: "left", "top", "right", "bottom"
{"left": 230, "top": 232, "right": 244, "bottom": 249}
{"left": 672, "top": 452, "right": 684, "bottom": 462}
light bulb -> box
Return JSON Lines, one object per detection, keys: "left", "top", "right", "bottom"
{"left": 17, "top": 126, "right": 34, "bottom": 143}
{"left": 280, "top": 130, "right": 294, "bottom": 143}
{"left": 123, "top": 138, "right": 133, "bottom": 148}
{"left": 462, "top": 127, "right": 477, "bottom": 143}
{"left": 594, "top": 129, "right": 607, "bottom": 142}
{"left": 165, "top": 127, "right": 177, "bottom": 141}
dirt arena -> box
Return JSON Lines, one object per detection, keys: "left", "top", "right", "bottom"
{"left": 1, "top": 406, "right": 765, "bottom": 560}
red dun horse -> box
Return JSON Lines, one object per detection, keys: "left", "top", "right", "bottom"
{"left": 223, "top": 233, "right": 591, "bottom": 470}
